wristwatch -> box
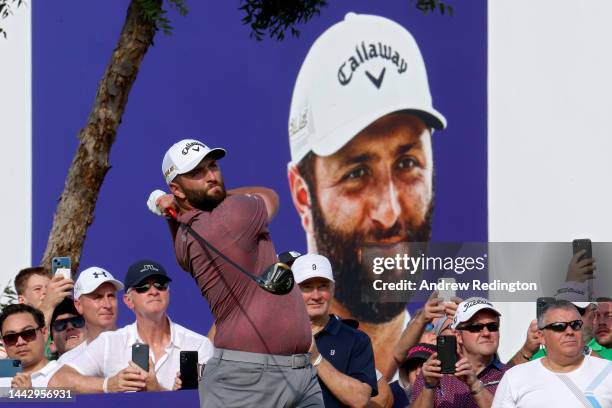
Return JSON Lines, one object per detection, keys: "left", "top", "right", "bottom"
{"left": 470, "top": 380, "right": 484, "bottom": 395}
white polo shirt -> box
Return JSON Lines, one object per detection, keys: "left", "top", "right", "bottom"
{"left": 58, "top": 341, "right": 86, "bottom": 364}
{"left": 31, "top": 360, "right": 61, "bottom": 387}
{"left": 0, "top": 360, "right": 60, "bottom": 388}
{"left": 66, "top": 317, "right": 214, "bottom": 390}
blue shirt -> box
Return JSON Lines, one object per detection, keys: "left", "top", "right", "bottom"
{"left": 390, "top": 379, "right": 411, "bottom": 407}
{"left": 315, "top": 315, "right": 378, "bottom": 407}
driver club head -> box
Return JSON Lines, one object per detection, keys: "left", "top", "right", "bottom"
{"left": 258, "top": 262, "right": 295, "bottom": 295}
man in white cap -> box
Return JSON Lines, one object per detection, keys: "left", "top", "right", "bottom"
{"left": 148, "top": 141, "right": 320, "bottom": 406}
{"left": 57, "top": 266, "right": 124, "bottom": 362}
{"left": 493, "top": 300, "right": 612, "bottom": 408}
{"left": 292, "top": 253, "right": 378, "bottom": 408}
{"left": 286, "top": 12, "right": 446, "bottom": 378}
{"left": 412, "top": 297, "right": 507, "bottom": 407}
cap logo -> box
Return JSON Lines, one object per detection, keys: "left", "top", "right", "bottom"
{"left": 181, "top": 141, "right": 206, "bottom": 155}
{"left": 462, "top": 298, "right": 493, "bottom": 312}
{"left": 312, "top": 264, "right": 317, "bottom": 270}
{"left": 92, "top": 271, "right": 108, "bottom": 279}
{"left": 337, "top": 41, "right": 408, "bottom": 86}
{"left": 140, "top": 264, "right": 159, "bottom": 273}
{"left": 365, "top": 67, "right": 386, "bottom": 89}
{"left": 164, "top": 165, "right": 176, "bottom": 178}
{"left": 289, "top": 108, "right": 309, "bottom": 138}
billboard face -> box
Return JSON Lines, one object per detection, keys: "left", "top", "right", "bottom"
{"left": 31, "top": 1, "right": 487, "bottom": 379}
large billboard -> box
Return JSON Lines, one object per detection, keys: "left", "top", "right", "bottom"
{"left": 28, "top": 0, "right": 487, "bottom": 379}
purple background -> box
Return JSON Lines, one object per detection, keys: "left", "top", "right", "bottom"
{"left": 32, "top": 0, "right": 487, "bottom": 338}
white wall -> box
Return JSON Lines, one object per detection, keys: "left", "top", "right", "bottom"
{"left": 0, "top": 4, "right": 31, "bottom": 296}
{"left": 489, "top": 0, "right": 612, "bottom": 360}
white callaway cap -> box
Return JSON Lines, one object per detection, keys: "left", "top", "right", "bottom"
{"left": 451, "top": 297, "right": 501, "bottom": 329}
{"left": 74, "top": 266, "right": 124, "bottom": 299}
{"left": 292, "top": 253, "right": 335, "bottom": 284}
{"left": 162, "top": 139, "right": 226, "bottom": 184}
{"left": 288, "top": 12, "right": 446, "bottom": 164}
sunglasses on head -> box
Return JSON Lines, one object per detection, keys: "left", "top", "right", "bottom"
{"left": 540, "top": 320, "right": 583, "bottom": 332}
{"left": 1, "top": 327, "right": 41, "bottom": 346}
{"left": 457, "top": 322, "right": 500, "bottom": 333}
{"left": 131, "top": 280, "right": 169, "bottom": 294}
{"left": 52, "top": 316, "right": 86, "bottom": 332}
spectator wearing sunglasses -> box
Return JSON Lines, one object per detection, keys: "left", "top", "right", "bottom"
{"left": 0, "top": 304, "right": 61, "bottom": 388}
{"left": 57, "top": 266, "right": 124, "bottom": 364}
{"left": 412, "top": 297, "right": 507, "bottom": 408}
{"left": 50, "top": 260, "right": 213, "bottom": 393}
{"left": 492, "top": 300, "right": 612, "bottom": 408}
{"left": 49, "top": 297, "right": 87, "bottom": 361}
{"left": 513, "top": 300, "right": 600, "bottom": 366}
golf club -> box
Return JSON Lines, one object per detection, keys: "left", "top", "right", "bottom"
{"left": 167, "top": 208, "right": 294, "bottom": 295}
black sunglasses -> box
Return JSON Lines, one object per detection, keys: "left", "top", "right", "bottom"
{"left": 52, "top": 316, "right": 86, "bottom": 332}
{"left": 1, "top": 327, "right": 41, "bottom": 346}
{"left": 457, "top": 322, "right": 500, "bottom": 333}
{"left": 540, "top": 320, "right": 583, "bottom": 332}
{"left": 131, "top": 281, "right": 169, "bottom": 294}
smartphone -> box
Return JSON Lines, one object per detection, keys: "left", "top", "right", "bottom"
{"left": 132, "top": 343, "right": 149, "bottom": 372}
{"left": 52, "top": 256, "right": 71, "bottom": 280}
{"left": 0, "top": 359, "right": 22, "bottom": 377}
{"left": 437, "top": 335, "right": 457, "bottom": 374}
{"left": 572, "top": 238, "right": 594, "bottom": 300}
{"left": 180, "top": 351, "right": 199, "bottom": 390}
{"left": 438, "top": 277, "right": 456, "bottom": 303}
{"left": 537, "top": 297, "right": 555, "bottom": 319}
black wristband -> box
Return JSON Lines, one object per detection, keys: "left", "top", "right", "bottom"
{"left": 424, "top": 381, "right": 438, "bottom": 390}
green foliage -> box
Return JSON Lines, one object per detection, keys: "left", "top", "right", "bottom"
{"left": 0, "top": 0, "right": 24, "bottom": 39}
{"left": 135, "top": 0, "right": 188, "bottom": 36}
{"left": 0, "top": 280, "right": 17, "bottom": 311}
{"left": 240, "top": 0, "right": 328, "bottom": 41}
{"left": 414, "top": 0, "right": 454, "bottom": 16}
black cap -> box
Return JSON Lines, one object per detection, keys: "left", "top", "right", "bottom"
{"left": 124, "top": 260, "right": 172, "bottom": 289}
{"left": 51, "top": 297, "right": 80, "bottom": 326}
{"left": 401, "top": 343, "right": 436, "bottom": 370}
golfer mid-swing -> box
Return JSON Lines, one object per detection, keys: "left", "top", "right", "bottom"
{"left": 148, "top": 139, "right": 323, "bottom": 407}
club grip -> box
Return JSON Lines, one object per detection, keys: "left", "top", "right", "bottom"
{"left": 168, "top": 208, "right": 178, "bottom": 219}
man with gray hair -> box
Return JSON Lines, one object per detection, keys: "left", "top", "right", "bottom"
{"left": 286, "top": 12, "right": 446, "bottom": 378}
{"left": 493, "top": 300, "right": 612, "bottom": 407}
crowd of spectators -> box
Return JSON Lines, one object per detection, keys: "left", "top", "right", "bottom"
{"left": 0, "top": 248, "right": 610, "bottom": 407}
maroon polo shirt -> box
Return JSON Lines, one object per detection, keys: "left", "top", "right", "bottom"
{"left": 410, "top": 356, "right": 508, "bottom": 407}
{"left": 174, "top": 193, "right": 311, "bottom": 355}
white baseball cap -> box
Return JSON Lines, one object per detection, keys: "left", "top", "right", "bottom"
{"left": 288, "top": 12, "right": 446, "bottom": 165}
{"left": 292, "top": 253, "right": 335, "bottom": 284}
{"left": 162, "top": 139, "right": 226, "bottom": 184}
{"left": 451, "top": 297, "right": 501, "bottom": 329}
{"left": 74, "top": 267, "right": 124, "bottom": 299}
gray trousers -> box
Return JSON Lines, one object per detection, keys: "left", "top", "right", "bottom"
{"left": 198, "top": 348, "right": 323, "bottom": 408}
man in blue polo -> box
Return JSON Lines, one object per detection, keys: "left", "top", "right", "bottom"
{"left": 292, "top": 253, "right": 378, "bottom": 407}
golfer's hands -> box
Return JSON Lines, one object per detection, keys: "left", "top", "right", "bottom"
{"left": 147, "top": 190, "right": 177, "bottom": 218}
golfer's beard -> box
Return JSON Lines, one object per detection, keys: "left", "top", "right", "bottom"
{"left": 311, "top": 199, "right": 433, "bottom": 324}
{"left": 184, "top": 182, "right": 227, "bottom": 212}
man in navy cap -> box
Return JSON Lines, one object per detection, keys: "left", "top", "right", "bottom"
{"left": 50, "top": 260, "right": 214, "bottom": 393}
